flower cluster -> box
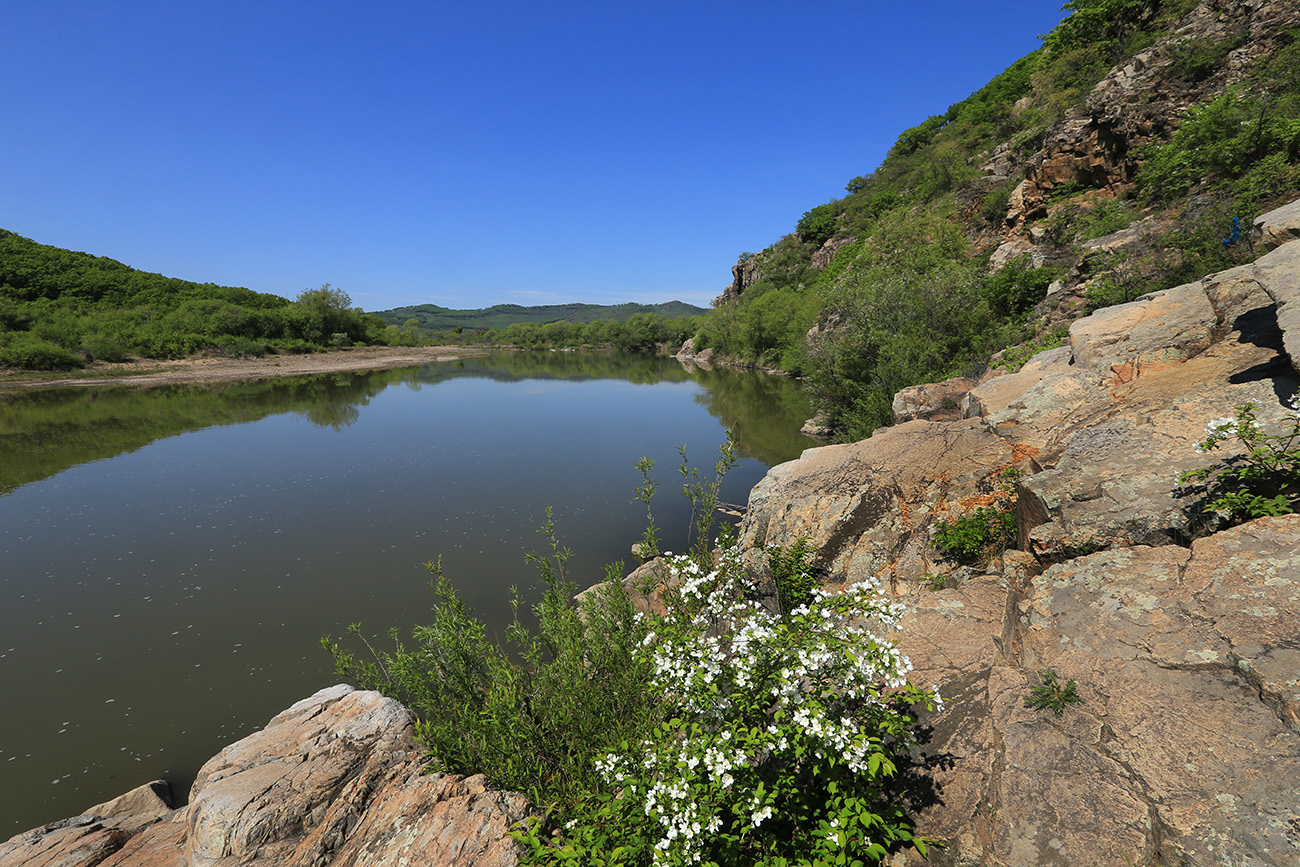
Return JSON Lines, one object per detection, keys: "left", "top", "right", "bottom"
{"left": 597, "top": 545, "right": 941, "bottom": 865}
{"left": 1178, "top": 399, "right": 1300, "bottom": 521}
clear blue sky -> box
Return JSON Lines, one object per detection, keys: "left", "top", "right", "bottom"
{"left": 3, "top": 1, "right": 1069, "bottom": 311}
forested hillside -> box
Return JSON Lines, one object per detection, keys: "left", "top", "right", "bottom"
{"left": 0, "top": 230, "right": 393, "bottom": 370}
{"left": 695, "top": 0, "right": 1300, "bottom": 440}
{"left": 376, "top": 300, "right": 705, "bottom": 331}
{"left": 375, "top": 300, "right": 707, "bottom": 352}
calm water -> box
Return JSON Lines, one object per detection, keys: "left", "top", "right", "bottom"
{"left": 0, "top": 352, "right": 814, "bottom": 834}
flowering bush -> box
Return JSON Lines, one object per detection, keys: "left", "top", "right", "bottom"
{"left": 1177, "top": 399, "right": 1300, "bottom": 521}
{"left": 517, "top": 542, "right": 942, "bottom": 866}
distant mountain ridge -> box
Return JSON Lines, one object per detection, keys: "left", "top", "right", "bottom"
{"left": 374, "top": 300, "right": 707, "bottom": 331}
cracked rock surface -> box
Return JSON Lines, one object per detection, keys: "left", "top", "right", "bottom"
{"left": 748, "top": 232, "right": 1300, "bottom": 864}
{"left": 0, "top": 687, "right": 534, "bottom": 867}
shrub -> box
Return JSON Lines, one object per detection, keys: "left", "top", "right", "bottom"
{"left": 766, "top": 536, "right": 816, "bottom": 613}
{"left": 796, "top": 202, "right": 839, "bottom": 247}
{"left": 517, "top": 545, "right": 941, "bottom": 866}
{"left": 323, "top": 512, "right": 658, "bottom": 811}
{"left": 983, "top": 256, "right": 1059, "bottom": 317}
{"left": 1168, "top": 34, "right": 1245, "bottom": 82}
{"left": 83, "top": 334, "right": 131, "bottom": 363}
{"left": 0, "top": 334, "right": 85, "bottom": 370}
{"left": 330, "top": 447, "right": 943, "bottom": 866}
{"left": 1176, "top": 400, "right": 1300, "bottom": 521}
{"left": 933, "top": 506, "right": 1017, "bottom": 565}
{"left": 1025, "top": 670, "right": 1082, "bottom": 716}
{"left": 216, "top": 336, "right": 268, "bottom": 357}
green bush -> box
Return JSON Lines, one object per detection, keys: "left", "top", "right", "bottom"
{"left": 517, "top": 545, "right": 941, "bottom": 866}
{"left": 766, "top": 536, "right": 817, "bottom": 613}
{"left": 0, "top": 334, "right": 85, "bottom": 370}
{"left": 933, "top": 506, "right": 1017, "bottom": 565}
{"left": 1177, "top": 400, "right": 1300, "bottom": 521}
{"left": 323, "top": 512, "right": 658, "bottom": 811}
{"left": 216, "top": 336, "right": 268, "bottom": 357}
{"left": 83, "top": 334, "right": 131, "bottom": 363}
{"left": 1168, "top": 34, "right": 1245, "bottom": 82}
{"left": 330, "top": 449, "right": 943, "bottom": 866}
{"left": 796, "top": 202, "right": 839, "bottom": 247}
{"left": 1024, "top": 670, "right": 1083, "bottom": 716}
{"left": 983, "top": 256, "right": 1059, "bottom": 317}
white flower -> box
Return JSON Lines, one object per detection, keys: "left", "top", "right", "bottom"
{"left": 1205, "top": 417, "right": 1237, "bottom": 435}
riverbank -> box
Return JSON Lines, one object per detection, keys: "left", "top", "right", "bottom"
{"left": 0, "top": 346, "right": 490, "bottom": 391}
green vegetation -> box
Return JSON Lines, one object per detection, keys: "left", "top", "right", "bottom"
{"left": 1177, "top": 400, "right": 1300, "bottom": 522}
{"left": 376, "top": 301, "right": 706, "bottom": 350}
{"left": 933, "top": 506, "right": 1018, "bottom": 566}
{"left": 328, "top": 450, "right": 941, "bottom": 865}
{"left": 766, "top": 536, "right": 817, "bottom": 613}
{"left": 324, "top": 515, "right": 656, "bottom": 811}
{"left": 1137, "top": 30, "right": 1300, "bottom": 212}
{"left": 0, "top": 229, "right": 391, "bottom": 369}
{"left": 677, "top": 3, "right": 1300, "bottom": 442}
{"left": 376, "top": 300, "right": 706, "bottom": 332}
{"left": 1024, "top": 670, "right": 1083, "bottom": 717}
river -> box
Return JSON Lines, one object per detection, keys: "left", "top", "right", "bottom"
{"left": 0, "top": 352, "right": 815, "bottom": 834}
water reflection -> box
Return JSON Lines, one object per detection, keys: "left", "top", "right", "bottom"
{"left": 0, "top": 353, "right": 813, "bottom": 497}
{"left": 0, "top": 352, "right": 813, "bottom": 834}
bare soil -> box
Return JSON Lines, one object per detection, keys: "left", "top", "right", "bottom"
{"left": 0, "top": 346, "right": 490, "bottom": 390}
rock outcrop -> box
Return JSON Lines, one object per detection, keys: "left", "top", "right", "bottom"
{"left": 743, "top": 232, "right": 1300, "bottom": 865}
{"left": 1007, "top": 0, "right": 1300, "bottom": 226}
{"left": 0, "top": 687, "right": 534, "bottom": 867}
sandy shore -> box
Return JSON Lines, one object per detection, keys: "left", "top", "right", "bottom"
{"left": 0, "top": 346, "right": 491, "bottom": 390}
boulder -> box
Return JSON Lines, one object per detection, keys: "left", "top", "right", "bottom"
{"left": 85, "top": 783, "right": 173, "bottom": 826}
{"left": 1250, "top": 239, "right": 1300, "bottom": 374}
{"left": 739, "top": 418, "right": 1025, "bottom": 586}
{"left": 1067, "top": 282, "right": 1215, "bottom": 372}
{"left": 891, "top": 375, "right": 982, "bottom": 424}
{"left": 1015, "top": 331, "right": 1293, "bottom": 559}
{"left": 0, "top": 783, "right": 176, "bottom": 867}
{"left": 962, "top": 346, "right": 1078, "bottom": 436}
{"left": 798, "top": 413, "right": 833, "bottom": 442}
{"left": 1, "top": 687, "right": 534, "bottom": 867}
{"left": 0, "top": 817, "right": 141, "bottom": 867}
{"left": 1254, "top": 196, "right": 1300, "bottom": 251}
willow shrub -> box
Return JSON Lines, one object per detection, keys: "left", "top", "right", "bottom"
{"left": 322, "top": 511, "right": 660, "bottom": 812}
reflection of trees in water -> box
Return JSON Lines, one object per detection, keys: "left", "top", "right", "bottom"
{"left": 0, "top": 353, "right": 814, "bottom": 494}
{"left": 688, "top": 367, "right": 816, "bottom": 466}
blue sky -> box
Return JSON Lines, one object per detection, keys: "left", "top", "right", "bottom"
{"left": 4, "top": 1, "right": 1069, "bottom": 311}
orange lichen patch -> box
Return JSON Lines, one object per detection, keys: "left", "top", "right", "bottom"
{"left": 1110, "top": 359, "right": 1142, "bottom": 386}
{"left": 1008, "top": 443, "right": 1040, "bottom": 464}
{"left": 952, "top": 492, "right": 1011, "bottom": 512}
{"left": 876, "top": 561, "right": 900, "bottom": 593}
{"left": 894, "top": 492, "right": 912, "bottom": 527}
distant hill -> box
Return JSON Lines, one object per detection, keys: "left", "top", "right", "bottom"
{"left": 0, "top": 229, "right": 388, "bottom": 369}
{"left": 375, "top": 301, "right": 707, "bottom": 332}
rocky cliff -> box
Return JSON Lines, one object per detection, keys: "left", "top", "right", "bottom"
{"left": 736, "top": 200, "right": 1300, "bottom": 865}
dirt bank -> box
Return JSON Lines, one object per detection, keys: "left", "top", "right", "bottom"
{"left": 0, "top": 346, "right": 491, "bottom": 391}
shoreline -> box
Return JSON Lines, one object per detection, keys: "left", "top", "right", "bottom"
{"left": 0, "top": 345, "right": 492, "bottom": 391}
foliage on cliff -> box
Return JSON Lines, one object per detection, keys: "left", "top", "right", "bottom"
{"left": 698, "top": 0, "right": 1300, "bottom": 441}
{"left": 0, "top": 229, "right": 394, "bottom": 370}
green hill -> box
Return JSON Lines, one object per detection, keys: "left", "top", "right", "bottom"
{"left": 695, "top": 0, "right": 1300, "bottom": 440}
{"left": 376, "top": 301, "right": 707, "bottom": 332}
{"left": 0, "top": 230, "right": 388, "bottom": 369}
